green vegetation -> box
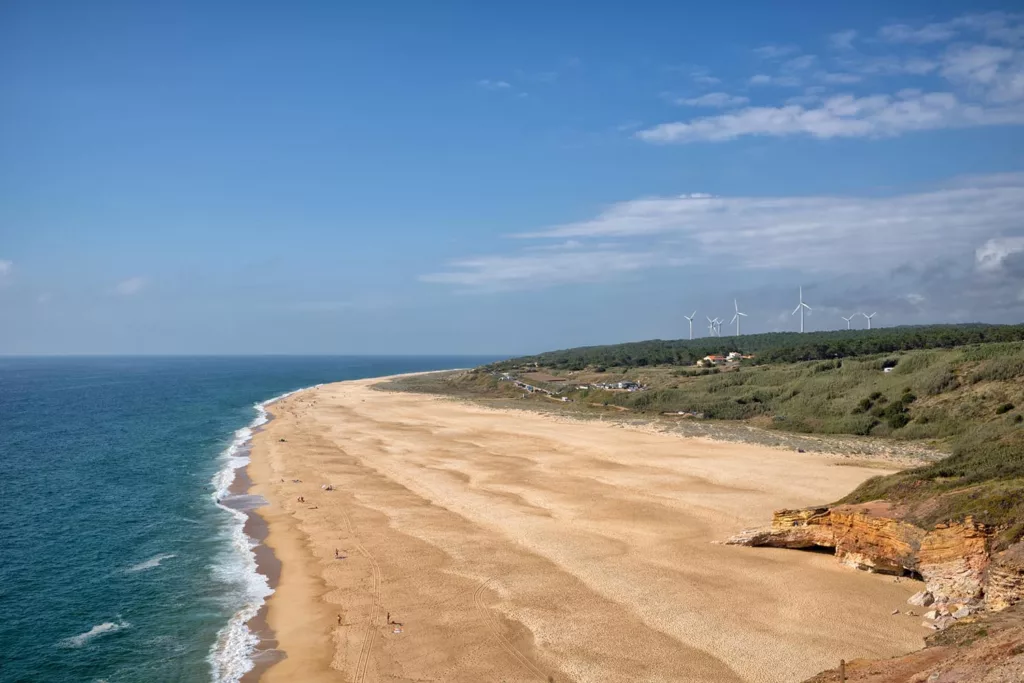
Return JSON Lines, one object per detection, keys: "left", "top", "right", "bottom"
{"left": 491, "top": 324, "right": 1024, "bottom": 370}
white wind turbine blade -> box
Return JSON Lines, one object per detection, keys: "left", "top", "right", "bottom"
{"left": 731, "top": 313, "right": 739, "bottom": 324}
{"left": 792, "top": 305, "right": 802, "bottom": 315}
{"left": 690, "top": 310, "right": 697, "bottom": 319}
{"left": 738, "top": 312, "right": 747, "bottom": 317}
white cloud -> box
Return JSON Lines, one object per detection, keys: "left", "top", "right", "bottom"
{"left": 0, "top": 260, "right": 11, "bottom": 276}
{"left": 817, "top": 72, "right": 863, "bottom": 84}
{"left": 830, "top": 30, "right": 858, "bottom": 51}
{"left": 636, "top": 90, "right": 1024, "bottom": 144}
{"left": 941, "top": 44, "right": 1023, "bottom": 102}
{"left": 782, "top": 55, "right": 818, "bottom": 71}
{"left": 423, "top": 175, "right": 1024, "bottom": 290}
{"left": 785, "top": 92, "right": 825, "bottom": 106}
{"left": 671, "top": 65, "right": 721, "bottom": 85}
{"left": 477, "top": 79, "right": 512, "bottom": 91}
{"left": 675, "top": 92, "right": 750, "bottom": 108}
{"left": 515, "top": 174, "right": 1024, "bottom": 272}
{"left": 834, "top": 54, "right": 937, "bottom": 76}
{"left": 748, "top": 74, "right": 802, "bottom": 87}
{"left": 879, "top": 22, "right": 957, "bottom": 44}
{"left": 753, "top": 44, "right": 800, "bottom": 59}
{"left": 114, "top": 277, "right": 147, "bottom": 296}
{"left": 420, "top": 248, "right": 681, "bottom": 290}
{"left": 975, "top": 236, "right": 1024, "bottom": 272}
{"left": 878, "top": 13, "right": 1024, "bottom": 45}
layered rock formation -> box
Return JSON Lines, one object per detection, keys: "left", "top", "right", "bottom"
{"left": 987, "top": 542, "right": 1024, "bottom": 611}
{"left": 727, "top": 503, "right": 1023, "bottom": 611}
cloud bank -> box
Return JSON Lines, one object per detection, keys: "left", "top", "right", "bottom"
{"left": 422, "top": 174, "right": 1024, "bottom": 293}
{"left": 640, "top": 12, "right": 1024, "bottom": 144}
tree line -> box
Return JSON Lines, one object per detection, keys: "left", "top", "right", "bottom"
{"left": 490, "top": 324, "right": 1024, "bottom": 370}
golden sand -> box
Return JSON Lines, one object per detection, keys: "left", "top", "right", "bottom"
{"left": 248, "top": 376, "right": 925, "bottom": 683}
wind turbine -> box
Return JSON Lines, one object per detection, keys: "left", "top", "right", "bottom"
{"left": 731, "top": 299, "right": 748, "bottom": 335}
{"left": 792, "top": 286, "right": 812, "bottom": 332}
{"left": 706, "top": 316, "right": 716, "bottom": 336}
{"left": 861, "top": 312, "right": 877, "bottom": 330}
{"left": 713, "top": 317, "right": 724, "bottom": 336}
{"left": 841, "top": 315, "right": 854, "bottom": 330}
{"left": 684, "top": 310, "right": 697, "bottom": 340}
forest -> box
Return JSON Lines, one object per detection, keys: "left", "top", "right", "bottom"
{"left": 489, "top": 324, "right": 1024, "bottom": 370}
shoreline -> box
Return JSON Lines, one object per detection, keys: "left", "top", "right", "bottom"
{"left": 208, "top": 386, "right": 308, "bottom": 682}
{"left": 246, "top": 371, "right": 930, "bottom": 682}
{"left": 232, "top": 460, "right": 285, "bottom": 683}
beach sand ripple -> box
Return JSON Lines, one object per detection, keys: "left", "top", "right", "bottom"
{"left": 248, "top": 377, "right": 925, "bottom": 683}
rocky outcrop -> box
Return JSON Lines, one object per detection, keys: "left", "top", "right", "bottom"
{"left": 727, "top": 504, "right": 1023, "bottom": 611}
{"left": 829, "top": 506, "right": 924, "bottom": 574}
{"left": 986, "top": 542, "right": 1024, "bottom": 611}
{"left": 918, "top": 520, "right": 993, "bottom": 601}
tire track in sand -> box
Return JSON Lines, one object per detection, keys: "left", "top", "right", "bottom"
{"left": 473, "top": 577, "right": 548, "bottom": 680}
{"left": 342, "top": 507, "right": 382, "bottom": 683}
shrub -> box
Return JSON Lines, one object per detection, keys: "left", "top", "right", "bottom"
{"left": 969, "top": 353, "right": 1024, "bottom": 383}
{"left": 922, "top": 367, "right": 960, "bottom": 395}
{"left": 996, "top": 402, "right": 1015, "bottom": 415}
{"left": 852, "top": 397, "right": 873, "bottom": 414}
{"left": 888, "top": 413, "right": 911, "bottom": 429}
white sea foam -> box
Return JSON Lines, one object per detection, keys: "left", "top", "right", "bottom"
{"left": 206, "top": 387, "right": 307, "bottom": 683}
{"left": 127, "top": 553, "right": 177, "bottom": 573}
{"left": 61, "top": 620, "right": 130, "bottom": 648}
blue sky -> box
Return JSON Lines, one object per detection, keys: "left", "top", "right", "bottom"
{"left": 2, "top": 1, "right": 1024, "bottom": 354}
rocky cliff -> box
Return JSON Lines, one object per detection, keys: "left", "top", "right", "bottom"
{"left": 727, "top": 503, "right": 1023, "bottom": 614}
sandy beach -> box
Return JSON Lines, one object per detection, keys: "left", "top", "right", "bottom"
{"left": 247, "top": 375, "right": 926, "bottom": 683}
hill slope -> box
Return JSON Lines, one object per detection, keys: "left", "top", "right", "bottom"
{"left": 493, "top": 323, "right": 1024, "bottom": 369}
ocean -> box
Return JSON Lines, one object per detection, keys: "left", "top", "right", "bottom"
{"left": 0, "top": 356, "right": 494, "bottom": 683}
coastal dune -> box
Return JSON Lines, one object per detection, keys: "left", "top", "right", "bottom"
{"left": 248, "top": 376, "right": 925, "bottom": 682}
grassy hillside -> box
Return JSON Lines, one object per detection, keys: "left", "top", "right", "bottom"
{"left": 493, "top": 324, "right": 1024, "bottom": 369}
{"left": 455, "top": 340, "right": 1024, "bottom": 537}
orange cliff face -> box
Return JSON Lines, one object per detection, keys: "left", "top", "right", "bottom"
{"left": 727, "top": 503, "right": 1023, "bottom": 611}
{"left": 829, "top": 505, "right": 925, "bottom": 575}
{"left": 986, "top": 542, "right": 1024, "bottom": 611}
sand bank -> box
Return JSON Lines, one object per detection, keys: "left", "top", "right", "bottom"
{"left": 247, "top": 375, "right": 925, "bottom": 682}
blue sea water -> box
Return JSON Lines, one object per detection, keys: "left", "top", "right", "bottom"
{"left": 0, "top": 356, "right": 493, "bottom": 683}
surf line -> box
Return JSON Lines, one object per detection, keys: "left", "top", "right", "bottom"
{"left": 208, "top": 387, "right": 307, "bottom": 683}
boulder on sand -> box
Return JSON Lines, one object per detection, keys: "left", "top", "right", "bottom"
{"left": 908, "top": 591, "right": 935, "bottom": 607}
